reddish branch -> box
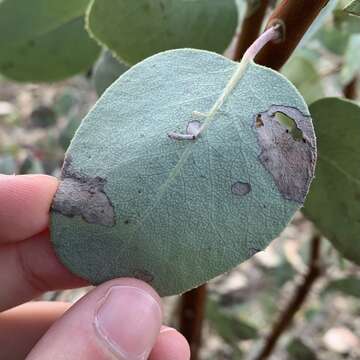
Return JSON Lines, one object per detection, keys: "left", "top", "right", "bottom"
{"left": 256, "top": 0, "right": 330, "bottom": 70}
{"left": 343, "top": 76, "right": 358, "bottom": 100}
{"left": 254, "top": 235, "right": 323, "bottom": 360}
{"left": 234, "top": 0, "right": 270, "bottom": 61}
{"left": 178, "top": 285, "right": 207, "bottom": 360}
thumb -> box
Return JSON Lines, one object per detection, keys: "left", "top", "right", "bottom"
{"left": 27, "top": 278, "right": 162, "bottom": 360}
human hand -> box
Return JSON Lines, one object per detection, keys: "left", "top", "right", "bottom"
{"left": 0, "top": 174, "right": 190, "bottom": 360}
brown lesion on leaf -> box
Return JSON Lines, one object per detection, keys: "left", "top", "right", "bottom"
{"left": 51, "top": 156, "right": 116, "bottom": 227}
{"left": 254, "top": 105, "right": 317, "bottom": 204}
{"left": 231, "top": 181, "right": 252, "bottom": 196}
{"left": 255, "top": 114, "right": 264, "bottom": 128}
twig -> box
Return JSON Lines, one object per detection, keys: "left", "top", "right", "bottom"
{"left": 234, "top": 0, "right": 270, "bottom": 61}
{"left": 255, "top": 0, "right": 330, "bottom": 70}
{"left": 178, "top": 284, "right": 207, "bottom": 360}
{"left": 168, "top": 26, "right": 281, "bottom": 141}
{"left": 343, "top": 76, "right": 358, "bottom": 100}
{"left": 253, "top": 235, "right": 323, "bottom": 360}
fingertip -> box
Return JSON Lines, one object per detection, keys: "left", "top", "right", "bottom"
{"left": 150, "top": 327, "right": 191, "bottom": 360}
{"left": 27, "top": 278, "right": 164, "bottom": 360}
{"left": 0, "top": 174, "right": 58, "bottom": 242}
{"left": 98, "top": 278, "right": 162, "bottom": 311}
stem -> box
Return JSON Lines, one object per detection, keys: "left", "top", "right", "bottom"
{"left": 253, "top": 235, "right": 323, "bottom": 360}
{"left": 178, "top": 284, "right": 207, "bottom": 360}
{"left": 243, "top": 25, "right": 281, "bottom": 62}
{"left": 255, "top": 0, "right": 330, "bottom": 70}
{"left": 343, "top": 76, "right": 358, "bottom": 100}
{"left": 168, "top": 26, "right": 280, "bottom": 141}
{"left": 234, "top": 0, "right": 270, "bottom": 61}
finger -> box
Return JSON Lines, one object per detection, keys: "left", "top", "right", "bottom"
{"left": 27, "top": 278, "right": 164, "bottom": 360}
{"left": 0, "top": 230, "right": 87, "bottom": 312}
{"left": 0, "top": 174, "right": 58, "bottom": 243}
{"left": 0, "top": 301, "right": 70, "bottom": 360}
{"left": 149, "top": 327, "right": 191, "bottom": 360}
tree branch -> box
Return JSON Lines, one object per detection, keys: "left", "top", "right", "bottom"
{"left": 234, "top": 0, "right": 270, "bottom": 61}
{"left": 343, "top": 76, "right": 358, "bottom": 100}
{"left": 253, "top": 234, "right": 323, "bottom": 360}
{"left": 255, "top": 0, "right": 330, "bottom": 70}
{"left": 178, "top": 284, "right": 207, "bottom": 360}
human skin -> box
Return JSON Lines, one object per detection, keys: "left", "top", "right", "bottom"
{"left": 0, "top": 174, "right": 190, "bottom": 360}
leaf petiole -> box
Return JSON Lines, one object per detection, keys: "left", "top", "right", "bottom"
{"left": 168, "top": 25, "right": 282, "bottom": 141}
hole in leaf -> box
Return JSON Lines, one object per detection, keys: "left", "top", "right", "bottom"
{"left": 274, "top": 112, "right": 303, "bottom": 141}
{"left": 255, "top": 114, "right": 264, "bottom": 128}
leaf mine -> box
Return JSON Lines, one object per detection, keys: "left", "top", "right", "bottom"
{"left": 52, "top": 156, "right": 116, "bottom": 227}
{"left": 255, "top": 105, "right": 316, "bottom": 204}
{"left": 231, "top": 181, "right": 251, "bottom": 196}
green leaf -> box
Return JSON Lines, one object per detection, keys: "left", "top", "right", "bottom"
{"left": 0, "top": 155, "right": 17, "bottom": 175}
{"left": 281, "top": 55, "right": 324, "bottom": 104}
{"left": 54, "top": 92, "right": 77, "bottom": 116}
{"left": 340, "top": 34, "right": 360, "bottom": 84}
{"left": 344, "top": 0, "right": 360, "bottom": 16}
{"left": 206, "top": 298, "right": 258, "bottom": 342}
{"left": 287, "top": 338, "right": 317, "bottom": 360}
{"left": 304, "top": 98, "right": 360, "bottom": 265}
{"left": 59, "top": 117, "right": 82, "bottom": 151}
{"left": 317, "top": 10, "right": 360, "bottom": 55}
{"left": 19, "top": 155, "right": 45, "bottom": 174}
{"left": 30, "top": 106, "right": 57, "bottom": 128}
{"left": 0, "top": 0, "right": 100, "bottom": 82}
{"left": 50, "top": 49, "right": 316, "bottom": 296}
{"left": 323, "top": 276, "right": 360, "bottom": 298}
{"left": 266, "top": 260, "right": 296, "bottom": 287}
{"left": 87, "top": 0, "right": 238, "bottom": 65}
{"left": 300, "top": 0, "right": 338, "bottom": 45}
{"left": 93, "top": 50, "right": 129, "bottom": 96}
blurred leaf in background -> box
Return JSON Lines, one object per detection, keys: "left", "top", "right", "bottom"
{"left": 304, "top": 98, "right": 360, "bottom": 265}
{"left": 282, "top": 55, "right": 324, "bottom": 104}
{"left": 287, "top": 338, "right": 318, "bottom": 360}
{"left": 93, "top": 50, "right": 129, "bottom": 96}
{"left": 322, "top": 276, "right": 360, "bottom": 298}
{"left": 87, "top": 0, "right": 238, "bottom": 64}
{"left": 340, "top": 33, "right": 360, "bottom": 84}
{"left": 0, "top": 0, "right": 100, "bottom": 82}
{"left": 344, "top": 0, "right": 360, "bottom": 16}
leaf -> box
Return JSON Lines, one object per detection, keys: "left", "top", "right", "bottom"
{"left": 266, "top": 260, "right": 296, "bottom": 288}
{"left": 93, "top": 50, "right": 129, "bottom": 96}
{"left": 344, "top": 0, "right": 360, "bottom": 16}
{"left": 317, "top": 10, "right": 360, "bottom": 55}
{"left": 59, "top": 117, "right": 82, "bottom": 151}
{"left": 87, "top": 0, "right": 238, "bottom": 65}
{"left": 19, "top": 155, "right": 44, "bottom": 175}
{"left": 50, "top": 49, "right": 316, "bottom": 296}
{"left": 287, "top": 338, "right": 317, "bottom": 360}
{"left": 281, "top": 55, "right": 324, "bottom": 104}
{"left": 322, "top": 276, "right": 360, "bottom": 298}
{"left": 30, "top": 106, "right": 57, "bottom": 128}
{"left": 0, "top": 155, "right": 17, "bottom": 175}
{"left": 304, "top": 98, "right": 360, "bottom": 265}
{"left": 0, "top": 0, "right": 100, "bottom": 82}
{"left": 206, "top": 298, "right": 258, "bottom": 342}
{"left": 300, "top": 0, "right": 338, "bottom": 45}
{"left": 54, "top": 92, "right": 77, "bottom": 116}
{"left": 340, "top": 34, "right": 360, "bottom": 84}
